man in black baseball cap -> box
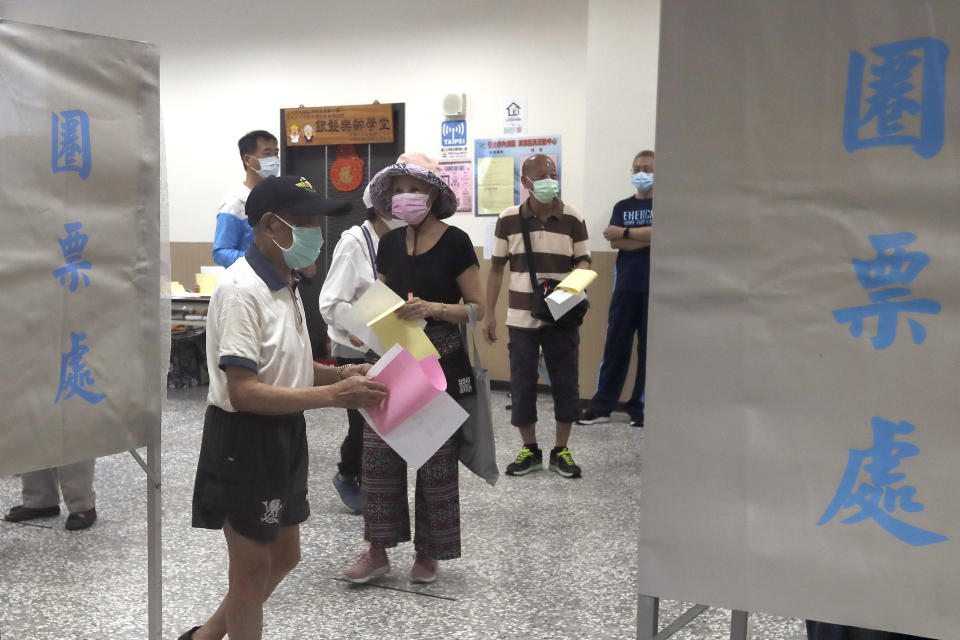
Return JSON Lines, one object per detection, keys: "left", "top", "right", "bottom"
{"left": 180, "top": 177, "right": 387, "bottom": 640}
{"left": 244, "top": 174, "right": 350, "bottom": 225}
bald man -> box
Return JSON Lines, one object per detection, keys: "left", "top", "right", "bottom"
{"left": 485, "top": 155, "right": 591, "bottom": 479}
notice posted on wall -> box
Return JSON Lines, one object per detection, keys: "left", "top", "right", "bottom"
{"left": 474, "top": 135, "right": 561, "bottom": 216}
{"left": 438, "top": 159, "right": 474, "bottom": 215}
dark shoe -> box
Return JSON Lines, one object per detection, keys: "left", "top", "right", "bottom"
{"left": 505, "top": 445, "right": 543, "bottom": 476}
{"left": 4, "top": 504, "right": 60, "bottom": 522}
{"left": 575, "top": 410, "right": 610, "bottom": 425}
{"left": 65, "top": 508, "right": 97, "bottom": 531}
{"left": 333, "top": 473, "right": 362, "bottom": 514}
{"left": 630, "top": 418, "right": 644, "bottom": 428}
{"left": 178, "top": 626, "right": 201, "bottom": 640}
{"left": 549, "top": 447, "right": 582, "bottom": 478}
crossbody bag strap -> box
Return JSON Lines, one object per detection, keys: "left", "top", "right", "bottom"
{"left": 518, "top": 209, "right": 541, "bottom": 293}
{"left": 359, "top": 224, "right": 378, "bottom": 280}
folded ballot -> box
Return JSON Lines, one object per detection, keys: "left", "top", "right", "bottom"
{"left": 359, "top": 344, "right": 468, "bottom": 469}
{"left": 546, "top": 268, "right": 597, "bottom": 321}
{"left": 343, "top": 281, "right": 438, "bottom": 359}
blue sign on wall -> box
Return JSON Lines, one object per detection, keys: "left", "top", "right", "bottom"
{"left": 441, "top": 120, "right": 467, "bottom": 147}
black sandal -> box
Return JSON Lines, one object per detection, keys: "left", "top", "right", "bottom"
{"left": 178, "top": 626, "right": 201, "bottom": 640}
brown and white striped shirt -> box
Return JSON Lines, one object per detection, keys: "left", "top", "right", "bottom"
{"left": 491, "top": 200, "right": 591, "bottom": 329}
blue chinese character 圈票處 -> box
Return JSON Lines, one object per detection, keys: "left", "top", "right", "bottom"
{"left": 52, "top": 222, "right": 92, "bottom": 292}
{"left": 55, "top": 332, "right": 105, "bottom": 405}
{"left": 818, "top": 417, "right": 947, "bottom": 546}
{"left": 51, "top": 110, "right": 92, "bottom": 179}
{"left": 832, "top": 233, "right": 940, "bottom": 350}
{"left": 843, "top": 37, "right": 949, "bottom": 158}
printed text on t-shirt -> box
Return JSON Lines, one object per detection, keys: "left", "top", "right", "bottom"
{"left": 623, "top": 209, "right": 652, "bottom": 226}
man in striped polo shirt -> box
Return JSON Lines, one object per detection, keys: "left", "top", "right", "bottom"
{"left": 483, "top": 155, "right": 591, "bottom": 478}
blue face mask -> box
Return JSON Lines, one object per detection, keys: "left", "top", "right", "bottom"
{"left": 632, "top": 171, "right": 653, "bottom": 192}
{"left": 272, "top": 215, "right": 324, "bottom": 270}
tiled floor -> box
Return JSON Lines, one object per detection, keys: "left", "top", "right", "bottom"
{"left": 0, "top": 387, "right": 805, "bottom": 639}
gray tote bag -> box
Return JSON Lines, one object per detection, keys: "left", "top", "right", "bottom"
{"left": 458, "top": 304, "right": 498, "bottom": 486}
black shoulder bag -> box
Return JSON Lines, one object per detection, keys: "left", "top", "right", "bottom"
{"left": 518, "top": 212, "right": 589, "bottom": 329}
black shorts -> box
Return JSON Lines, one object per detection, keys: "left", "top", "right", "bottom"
{"left": 507, "top": 325, "right": 581, "bottom": 426}
{"left": 191, "top": 405, "right": 310, "bottom": 542}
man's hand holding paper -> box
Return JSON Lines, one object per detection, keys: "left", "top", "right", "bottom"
{"left": 330, "top": 376, "right": 389, "bottom": 409}
{"left": 358, "top": 345, "right": 468, "bottom": 469}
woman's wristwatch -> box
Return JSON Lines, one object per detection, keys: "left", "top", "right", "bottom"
{"left": 622, "top": 227, "right": 631, "bottom": 239}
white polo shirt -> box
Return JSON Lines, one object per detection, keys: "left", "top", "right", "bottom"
{"left": 206, "top": 243, "right": 314, "bottom": 413}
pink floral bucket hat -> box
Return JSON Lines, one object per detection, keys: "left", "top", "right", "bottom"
{"left": 368, "top": 152, "right": 458, "bottom": 219}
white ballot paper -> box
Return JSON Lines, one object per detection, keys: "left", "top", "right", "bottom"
{"left": 358, "top": 344, "right": 468, "bottom": 469}
{"left": 546, "top": 289, "right": 588, "bottom": 321}
{"left": 342, "top": 281, "right": 429, "bottom": 356}
{"left": 546, "top": 268, "right": 597, "bottom": 320}
{"left": 339, "top": 306, "right": 387, "bottom": 355}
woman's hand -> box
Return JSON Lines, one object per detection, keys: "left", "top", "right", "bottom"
{"left": 348, "top": 333, "right": 365, "bottom": 347}
{"left": 395, "top": 296, "right": 439, "bottom": 321}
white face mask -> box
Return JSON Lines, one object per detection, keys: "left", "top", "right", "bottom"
{"left": 250, "top": 155, "right": 280, "bottom": 179}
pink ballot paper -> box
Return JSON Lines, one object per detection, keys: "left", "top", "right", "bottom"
{"left": 359, "top": 344, "right": 469, "bottom": 469}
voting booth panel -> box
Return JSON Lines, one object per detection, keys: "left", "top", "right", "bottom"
{"left": 640, "top": 1, "right": 960, "bottom": 637}
{"left": 0, "top": 21, "right": 162, "bottom": 476}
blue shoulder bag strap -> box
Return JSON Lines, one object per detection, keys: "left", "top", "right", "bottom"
{"left": 360, "top": 225, "right": 378, "bottom": 279}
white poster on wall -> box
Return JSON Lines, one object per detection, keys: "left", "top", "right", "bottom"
{"left": 0, "top": 21, "right": 163, "bottom": 475}
{"left": 501, "top": 97, "right": 527, "bottom": 136}
{"left": 639, "top": 1, "right": 960, "bottom": 638}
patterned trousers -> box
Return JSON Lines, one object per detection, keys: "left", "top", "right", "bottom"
{"left": 361, "top": 424, "right": 461, "bottom": 560}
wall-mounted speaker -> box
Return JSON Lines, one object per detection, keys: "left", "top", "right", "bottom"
{"left": 442, "top": 93, "right": 466, "bottom": 118}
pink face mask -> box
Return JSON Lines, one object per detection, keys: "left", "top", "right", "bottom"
{"left": 391, "top": 193, "right": 431, "bottom": 225}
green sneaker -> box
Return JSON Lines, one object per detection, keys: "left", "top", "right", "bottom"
{"left": 505, "top": 445, "right": 543, "bottom": 476}
{"left": 549, "top": 447, "right": 582, "bottom": 478}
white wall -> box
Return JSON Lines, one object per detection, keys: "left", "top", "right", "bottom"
{"left": 584, "top": 0, "right": 660, "bottom": 243}
{"left": 1, "top": 0, "right": 658, "bottom": 250}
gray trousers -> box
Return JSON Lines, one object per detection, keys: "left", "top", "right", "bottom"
{"left": 21, "top": 459, "right": 96, "bottom": 513}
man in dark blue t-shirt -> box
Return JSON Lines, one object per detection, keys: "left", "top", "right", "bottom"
{"left": 578, "top": 150, "right": 654, "bottom": 427}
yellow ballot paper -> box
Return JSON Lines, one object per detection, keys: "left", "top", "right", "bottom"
{"left": 557, "top": 269, "right": 598, "bottom": 294}
{"left": 353, "top": 280, "right": 405, "bottom": 325}
{"left": 351, "top": 281, "right": 439, "bottom": 359}
{"left": 369, "top": 314, "right": 439, "bottom": 360}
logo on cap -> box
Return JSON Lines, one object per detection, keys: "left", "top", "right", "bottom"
{"left": 295, "top": 178, "right": 315, "bottom": 192}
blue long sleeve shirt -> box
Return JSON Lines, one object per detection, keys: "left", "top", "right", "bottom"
{"left": 212, "top": 183, "right": 253, "bottom": 268}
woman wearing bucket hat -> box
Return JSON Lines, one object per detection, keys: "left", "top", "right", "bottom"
{"left": 341, "top": 152, "right": 484, "bottom": 584}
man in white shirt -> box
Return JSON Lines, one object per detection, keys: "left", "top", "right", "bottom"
{"left": 212, "top": 130, "right": 279, "bottom": 268}
{"left": 180, "top": 175, "right": 388, "bottom": 640}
